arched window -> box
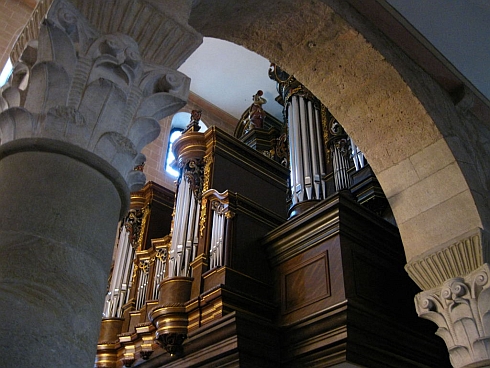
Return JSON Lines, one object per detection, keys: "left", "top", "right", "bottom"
{"left": 165, "top": 112, "right": 207, "bottom": 177}
{"left": 0, "top": 58, "right": 13, "bottom": 87}
{"left": 165, "top": 128, "right": 184, "bottom": 177}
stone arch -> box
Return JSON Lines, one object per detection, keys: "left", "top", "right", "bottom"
{"left": 190, "top": 0, "right": 488, "bottom": 263}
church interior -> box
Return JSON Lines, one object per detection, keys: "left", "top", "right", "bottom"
{"left": 0, "top": 1, "right": 489, "bottom": 367}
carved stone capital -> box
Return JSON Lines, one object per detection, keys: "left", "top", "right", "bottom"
{"left": 11, "top": 0, "right": 202, "bottom": 69}
{"left": 415, "top": 263, "right": 490, "bottom": 368}
{"left": 0, "top": 0, "right": 194, "bottom": 192}
{"left": 406, "top": 228, "right": 490, "bottom": 290}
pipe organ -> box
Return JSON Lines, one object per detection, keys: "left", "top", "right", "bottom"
{"left": 96, "top": 77, "right": 444, "bottom": 367}
{"left": 205, "top": 190, "right": 234, "bottom": 270}
{"left": 268, "top": 65, "right": 328, "bottom": 206}
{"left": 268, "top": 64, "right": 371, "bottom": 212}
{"left": 327, "top": 113, "right": 352, "bottom": 191}
{"left": 104, "top": 221, "right": 136, "bottom": 319}
{"left": 168, "top": 171, "right": 201, "bottom": 278}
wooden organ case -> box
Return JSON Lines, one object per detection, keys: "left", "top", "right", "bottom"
{"left": 95, "top": 125, "right": 449, "bottom": 367}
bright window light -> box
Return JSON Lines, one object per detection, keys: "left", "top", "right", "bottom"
{"left": 0, "top": 58, "right": 13, "bottom": 87}
{"left": 164, "top": 112, "right": 208, "bottom": 177}
{"left": 165, "top": 129, "right": 184, "bottom": 177}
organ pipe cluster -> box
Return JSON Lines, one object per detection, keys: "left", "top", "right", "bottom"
{"left": 269, "top": 64, "right": 366, "bottom": 203}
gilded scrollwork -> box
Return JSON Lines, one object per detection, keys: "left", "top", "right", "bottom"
{"left": 321, "top": 104, "right": 329, "bottom": 163}
{"left": 199, "top": 198, "right": 207, "bottom": 238}
{"left": 268, "top": 63, "right": 317, "bottom": 107}
{"left": 124, "top": 209, "right": 143, "bottom": 249}
{"left": 225, "top": 211, "right": 236, "bottom": 220}
{"left": 139, "top": 259, "right": 150, "bottom": 274}
{"left": 123, "top": 204, "right": 150, "bottom": 250}
{"left": 202, "top": 154, "right": 213, "bottom": 194}
{"left": 155, "top": 247, "right": 168, "bottom": 262}
{"left": 183, "top": 159, "right": 204, "bottom": 200}
{"left": 211, "top": 200, "right": 227, "bottom": 215}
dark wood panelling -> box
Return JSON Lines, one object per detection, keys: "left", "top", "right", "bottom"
{"left": 282, "top": 252, "right": 330, "bottom": 314}
{"left": 272, "top": 229, "right": 345, "bottom": 326}
{"left": 264, "top": 192, "right": 450, "bottom": 367}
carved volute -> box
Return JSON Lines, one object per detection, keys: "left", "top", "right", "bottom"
{"left": 0, "top": 0, "right": 193, "bottom": 193}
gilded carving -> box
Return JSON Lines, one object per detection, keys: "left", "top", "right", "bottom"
{"left": 155, "top": 247, "right": 168, "bottom": 262}
{"left": 124, "top": 208, "right": 144, "bottom": 249}
{"left": 268, "top": 63, "right": 317, "bottom": 106}
{"left": 139, "top": 259, "right": 150, "bottom": 274}
{"left": 202, "top": 154, "right": 213, "bottom": 193}
{"left": 321, "top": 104, "right": 330, "bottom": 164}
{"left": 183, "top": 158, "right": 204, "bottom": 200}
{"left": 137, "top": 205, "right": 150, "bottom": 250}
{"left": 198, "top": 154, "right": 214, "bottom": 238}
{"left": 199, "top": 198, "right": 208, "bottom": 238}
{"left": 225, "top": 211, "right": 236, "bottom": 220}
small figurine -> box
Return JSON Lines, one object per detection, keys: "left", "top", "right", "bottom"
{"left": 184, "top": 109, "right": 202, "bottom": 133}
{"left": 245, "top": 90, "right": 267, "bottom": 131}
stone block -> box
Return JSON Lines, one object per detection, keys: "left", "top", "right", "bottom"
{"left": 376, "top": 157, "right": 419, "bottom": 198}
{"left": 399, "top": 190, "right": 482, "bottom": 261}
{"left": 409, "top": 138, "right": 455, "bottom": 180}
{"left": 389, "top": 161, "right": 468, "bottom": 224}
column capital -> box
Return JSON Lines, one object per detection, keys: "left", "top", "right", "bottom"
{"left": 405, "top": 228, "right": 490, "bottom": 290}
{"left": 0, "top": 0, "right": 198, "bottom": 193}
{"left": 415, "top": 263, "right": 490, "bottom": 368}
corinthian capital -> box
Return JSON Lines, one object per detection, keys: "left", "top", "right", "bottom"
{"left": 415, "top": 263, "right": 490, "bottom": 368}
{"left": 0, "top": 0, "right": 195, "bottom": 191}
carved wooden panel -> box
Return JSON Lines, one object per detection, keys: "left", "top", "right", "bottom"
{"left": 281, "top": 252, "right": 331, "bottom": 314}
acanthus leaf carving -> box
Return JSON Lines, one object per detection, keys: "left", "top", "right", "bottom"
{"left": 37, "top": 19, "right": 77, "bottom": 77}
{"left": 415, "top": 263, "right": 490, "bottom": 368}
{"left": 0, "top": 0, "right": 192, "bottom": 192}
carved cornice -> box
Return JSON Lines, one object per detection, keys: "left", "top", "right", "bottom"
{"left": 415, "top": 263, "right": 490, "bottom": 368}
{"left": 1, "top": 0, "right": 191, "bottom": 192}
{"left": 405, "top": 229, "right": 488, "bottom": 290}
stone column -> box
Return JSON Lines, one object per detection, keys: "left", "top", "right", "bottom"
{"left": 0, "top": 0, "right": 201, "bottom": 366}
{"left": 407, "top": 228, "right": 490, "bottom": 368}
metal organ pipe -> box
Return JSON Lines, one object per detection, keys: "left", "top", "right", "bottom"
{"left": 332, "top": 141, "right": 351, "bottom": 191}
{"left": 290, "top": 96, "right": 303, "bottom": 204}
{"left": 135, "top": 263, "right": 149, "bottom": 310}
{"left": 209, "top": 203, "right": 226, "bottom": 270}
{"left": 350, "top": 137, "right": 366, "bottom": 171}
{"left": 169, "top": 174, "right": 201, "bottom": 278}
{"left": 152, "top": 251, "right": 167, "bottom": 300}
{"left": 286, "top": 94, "right": 327, "bottom": 206}
{"left": 299, "top": 96, "right": 312, "bottom": 200}
{"left": 169, "top": 178, "right": 189, "bottom": 277}
{"left": 314, "top": 107, "right": 327, "bottom": 198}
{"left": 103, "top": 222, "right": 136, "bottom": 318}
